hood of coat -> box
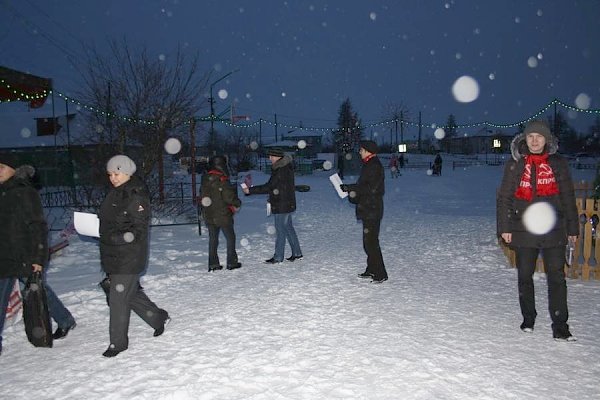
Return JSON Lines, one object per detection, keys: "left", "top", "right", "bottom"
{"left": 272, "top": 154, "right": 293, "bottom": 170}
{"left": 510, "top": 131, "right": 558, "bottom": 161}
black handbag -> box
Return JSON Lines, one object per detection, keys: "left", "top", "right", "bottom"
{"left": 22, "top": 271, "right": 53, "bottom": 348}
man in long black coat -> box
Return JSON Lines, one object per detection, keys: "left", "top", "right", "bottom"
{"left": 0, "top": 154, "right": 76, "bottom": 355}
{"left": 341, "top": 141, "right": 388, "bottom": 283}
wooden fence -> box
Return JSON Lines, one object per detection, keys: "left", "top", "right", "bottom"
{"left": 499, "top": 181, "right": 600, "bottom": 280}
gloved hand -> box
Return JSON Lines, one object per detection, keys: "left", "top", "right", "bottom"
{"left": 340, "top": 184, "right": 349, "bottom": 192}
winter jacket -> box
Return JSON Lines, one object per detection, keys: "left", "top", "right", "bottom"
{"left": 346, "top": 155, "right": 385, "bottom": 221}
{"left": 248, "top": 155, "right": 296, "bottom": 214}
{"left": 497, "top": 132, "right": 578, "bottom": 248}
{"left": 0, "top": 166, "right": 48, "bottom": 279}
{"left": 200, "top": 169, "right": 241, "bottom": 226}
{"left": 99, "top": 176, "right": 150, "bottom": 275}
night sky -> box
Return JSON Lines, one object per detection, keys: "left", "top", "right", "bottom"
{"left": 1, "top": 0, "right": 599, "bottom": 142}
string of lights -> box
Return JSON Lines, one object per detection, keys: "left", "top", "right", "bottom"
{"left": 1, "top": 79, "right": 599, "bottom": 132}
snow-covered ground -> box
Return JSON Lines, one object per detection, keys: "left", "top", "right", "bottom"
{"left": 1, "top": 159, "right": 599, "bottom": 400}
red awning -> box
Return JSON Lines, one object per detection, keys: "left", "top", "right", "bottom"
{"left": 0, "top": 65, "right": 52, "bottom": 108}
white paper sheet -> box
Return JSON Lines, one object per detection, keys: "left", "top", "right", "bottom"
{"left": 74, "top": 212, "right": 100, "bottom": 238}
{"left": 329, "top": 173, "right": 348, "bottom": 198}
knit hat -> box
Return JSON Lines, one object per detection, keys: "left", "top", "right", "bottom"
{"left": 0, "top": 152, "right": 19, "bottom": 169}
{"left": 266, "top": 148, "right": 285, "bottom": 157}
{"left": 359, "top": 140, "right": 378, "bottom": 154}
{"left": 523, "top": 120, "right": 552, "bottom": 141}
{"left": 106, "top": 155, "right": 137, "bottom": 175}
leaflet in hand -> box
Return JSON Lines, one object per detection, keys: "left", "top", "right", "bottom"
{"left": 329, "top": 173, "right": 348, "bottom": 198}
{"left": 74, "top": 212, "right": 100, "bottom": 238}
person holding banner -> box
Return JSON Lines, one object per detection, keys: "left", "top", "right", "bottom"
{"left": 242, "top": 148, "right": 303, "bottom": 264}
{"left": 99, "top": 155, "right": 170, "bottom": 357}
{"left": 0, "top": 154, "right": 76, "bottom": 356}
{"left": 340, "top": 141, "right": 388, "bottom": 283}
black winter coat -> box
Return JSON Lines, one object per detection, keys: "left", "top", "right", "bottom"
{"left": 200, "top": 169, "right": 242, "bottom": 226}
{"left": 249, "top": 155, "right": 296, "bottom": 214}
{"left": 497, "top": 133, "right": 578, "bottom": 248}
{"left": 0, "top": 166, "right": 48, "bottom": 279}
{"left": 99, "top": 176, "right": 151, "bottom": 275}
{"left": 346, "top": 155, "right": 385, "bottom": 221}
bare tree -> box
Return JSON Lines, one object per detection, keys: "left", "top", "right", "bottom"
{"left": 76, "top": 38, "right": 210, "bottom": 202}
{"left": 381, "top": 101, "right": 412, "bottom": 151}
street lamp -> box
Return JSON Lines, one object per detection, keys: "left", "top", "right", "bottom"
{"left": 209, "top": 68, "right": 240, "bottom": 154}
{"left": 493, "top": 138, "right": 502, "bottom": 164}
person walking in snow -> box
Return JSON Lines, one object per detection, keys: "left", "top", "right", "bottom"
{"left": 432, "top": 153, "right": 442, "bottom": 176}
{"left": 200, "top": 155, "right": 242, "bottom": 271}
{"left": 340, "top": 140, "right": 388, "bottom": 283}
{"left": 242, "top": 148, "right": 303, "bottom": 263}
{"left": 389, "top": 154, "right": 400, "bottom": 178}
{"left": 497, "top": 120, "right": 578, "bottom": 341}
{"left": 0, "top": 154, "right": 76, "bottom": 356}
{"left": 99, "top": 155, "right": 170, "bottom": 357}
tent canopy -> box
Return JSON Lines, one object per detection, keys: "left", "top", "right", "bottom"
{"left": 0, "top": 66, "right": 52, "bottom": 108}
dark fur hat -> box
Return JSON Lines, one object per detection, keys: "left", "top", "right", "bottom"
{"left": 359, "top": 140, "right": 378, "bottom": 154}
{"left": 266, "top": 148, "right": 285, "bottom": 157}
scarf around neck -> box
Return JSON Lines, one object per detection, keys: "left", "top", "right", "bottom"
{"left": 514, "top": 153, "right": 559, "bottom": 201}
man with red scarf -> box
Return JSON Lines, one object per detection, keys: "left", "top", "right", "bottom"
{"left": 340, "top": 140, "right": 388, "bottom": 283}
{"left": 497, "top": 120, "right": 578, "bottom": 341}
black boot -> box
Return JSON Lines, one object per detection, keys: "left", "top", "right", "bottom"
{"left": 227, "top": 262, "right": 242, "bottom": 270}
{"left": 53, "top": 322, "right": 77, "bottom": 340}
{"left": 208, "top": 265, "right": 223, "bottom": 272}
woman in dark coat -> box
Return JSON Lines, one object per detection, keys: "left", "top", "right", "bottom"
{"left": 99, "top": 155, "right": 169, "bottom": 357}
{"left": 497, "top": 120, "right": 578, "bottom": 341}
{"left": 242, "top": 148, "right": 302, "bottom": 263}
{"left": 200, "top": 155, "right": 242, "bottom": 271}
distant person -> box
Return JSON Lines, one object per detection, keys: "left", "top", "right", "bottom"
{"left": 340, "top": 140, "right": 388, "bottom": 283}
{"left": 432, "top": 153, "right": 442, "bottom": 176}
{"left": 497, "top": 120, "right": 578, "bottom": 341}
{"left": 200, "top": 155, "right": 242, "bottom": 271}
{"left": 0, "top": 154, "right": 76, "bottom": 356}
{"left": 99, "top": 155, "right": 170, "bottom": 357}
{"left": 242, "top": 148, "right": 303, "bottom": 263}
{"left": 389, "top": 154, "right": 400, "bottom": 178}
{"left": 398, "top": 153, "right": 405, "bottom": 169}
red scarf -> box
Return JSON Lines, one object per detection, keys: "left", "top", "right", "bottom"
{"left": 208, "top": 169, "right": 228, "bottom": 182}
{"left": 362, "top": 154, "right": 376, "bottom": 163}
{"left": 514, "top": 154, "right": 559, "bottom": 201}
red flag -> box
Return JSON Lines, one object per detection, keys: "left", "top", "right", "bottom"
{"left": 0, "top": 66, "right": 52, "bottom": 108}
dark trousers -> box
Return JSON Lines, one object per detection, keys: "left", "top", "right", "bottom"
{"left": 515, "top": 246, "right": 569, "bottom": 330}
{"left": 362, "top": 219, "right": 387, "bottom": 280}
{"left": 108, "top": 274, "right": 167, "bottom": 350}
{"left": 207, "top": 223, "right": 238, "bottom": 267}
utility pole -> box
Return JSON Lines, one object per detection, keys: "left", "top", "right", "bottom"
{"left": 418, "top": 111, "right": 422, "bottom": 152}
{"left": 209, "top": 69, "right": 239, "bottom": 154}
{"left": 400, "top": 111, "right": 404, "bottom": 144}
